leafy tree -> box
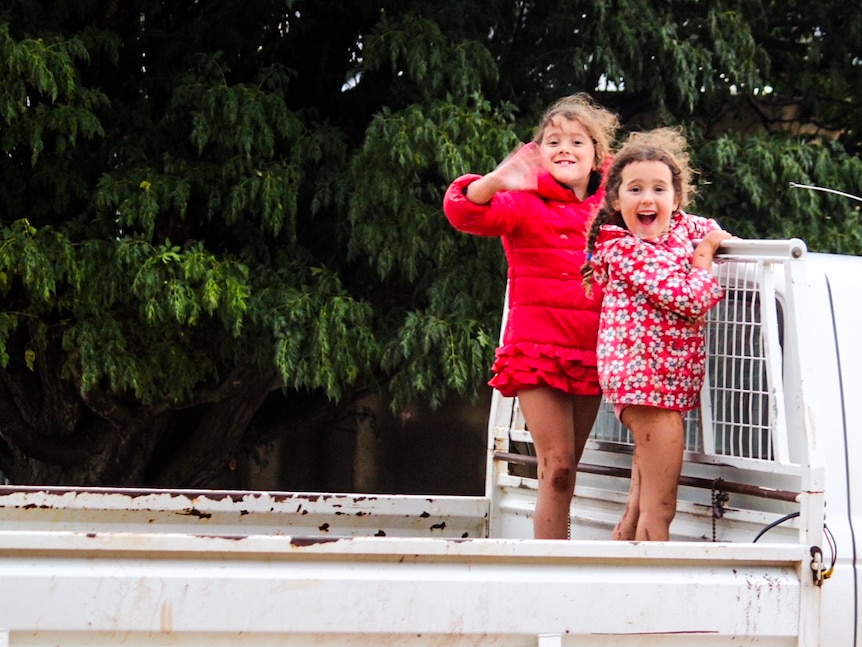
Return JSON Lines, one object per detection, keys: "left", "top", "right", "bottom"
{"left": 0, "top": 0, "right": 859, "bottom": 486}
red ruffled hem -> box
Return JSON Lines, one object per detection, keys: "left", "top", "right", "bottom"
{"left": 488, "top": 343, "right": 600, "bottom": 398}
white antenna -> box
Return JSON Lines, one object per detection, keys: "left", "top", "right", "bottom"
{"left": 788, "top": 182, "right": 862, "bottom": 203}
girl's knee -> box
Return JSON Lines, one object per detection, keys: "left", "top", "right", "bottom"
{"left": 543, "top": 464, "right": 575, "bottom": 493}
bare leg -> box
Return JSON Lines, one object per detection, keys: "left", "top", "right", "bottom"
{"left": 620, "top": 405, "right": 684, "bottom": 541}
{"left": 611, "top": 447, "right": 640, "bottom": 540}
{"left": 572, "top": 394, "right": 602, "bottom": 467}
{"left": 518, "top": 388, "right": 575, "bottom": 539}
{"left": 518, "top": 389, "right": 601, "bottom": 539}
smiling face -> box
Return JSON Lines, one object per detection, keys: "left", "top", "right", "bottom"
{"left": 537, "top": 117, "right": 597, "bottom": 199}
{"left": 613, "top": 160, "right": 680, "bottom": 241}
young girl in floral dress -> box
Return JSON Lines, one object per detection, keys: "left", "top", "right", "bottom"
{"left": 443, "top": 94, "right": 619, "bottom": 539}
{"left": 582, "top": 128, "right": 733, "bottom": 541}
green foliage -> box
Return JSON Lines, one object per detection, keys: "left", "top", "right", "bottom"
{"left": 0, "top": 219, "right": 76, "bottom": 304}
{"left": 269, "top": 265, "right": 380, "bottom": 402}
{"left": 0, "top": 0, "right": 860, "bottom": 485}
{"left": 383, "top": 312, "right": 495, "bottom": 410}
{"left": 697, "top": 134, "right": 862, "bottom": 253}
{"left": 348, "top": 98, "right": 519, "bottom": 281}
{"left": 362, "top": 13, "right": 497, "bottom": 102}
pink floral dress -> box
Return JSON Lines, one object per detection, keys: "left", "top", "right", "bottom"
{"left": 590, "top": 211, "right": 725, "bottom": 411}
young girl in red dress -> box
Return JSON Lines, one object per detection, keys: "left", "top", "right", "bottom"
{"left": 443, "top": 94, "right": 620, "bottom": 539}
{"left": 582, "top": 127, "right": 733, "bottom": 541}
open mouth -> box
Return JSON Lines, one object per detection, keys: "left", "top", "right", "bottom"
{"left": 637, "top": 213, "right": 658, "bottom": 226}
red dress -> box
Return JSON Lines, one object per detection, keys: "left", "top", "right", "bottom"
{"left": 589, "top": 212, "right": 725, "bottom": 411}
{"left": 442, "top": 168, "right": 606, "bottom": 397}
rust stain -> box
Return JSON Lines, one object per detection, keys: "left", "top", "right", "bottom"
{"left": 178, "top": 508, "right": 212, "bottom": 519}
{"left": 161, "top": 602, "right": 173, "bottom": 632}
{"left": 290, "top": 537, "right": 340, "bottom": 547}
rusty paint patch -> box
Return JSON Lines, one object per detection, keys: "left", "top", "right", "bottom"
{"left": 178, "top": 508, "right": 212, "bottom": 519}
{"left": 290, "top": 536, "right": 340, "bottom": 547}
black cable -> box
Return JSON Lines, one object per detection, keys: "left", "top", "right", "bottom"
{"left": 824, "top": 523, "right": 838, "bottom": 575}
{"left": 753, "top": 511, "right": 800, "bottom": 543}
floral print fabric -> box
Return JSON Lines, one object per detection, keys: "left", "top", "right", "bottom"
{"left": 590, "top": 211, "right": 725, "bottom": 411}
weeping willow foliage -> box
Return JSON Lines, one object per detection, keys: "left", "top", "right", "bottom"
{"left": 0, "top": 0, "right": 860, "bottom": 484}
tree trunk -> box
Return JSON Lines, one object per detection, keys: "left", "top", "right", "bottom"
{"left": 150, "top": 366, "right": 283, "bottom": 488}
{"left": 0, "top": 341, "right": 283, "bottom": 486}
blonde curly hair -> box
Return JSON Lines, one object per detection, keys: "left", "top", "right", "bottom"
{"left": 532, "top": 93, "right": 620, "bottom": 170}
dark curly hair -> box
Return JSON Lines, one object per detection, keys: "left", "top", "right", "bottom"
{"left": 581, "top": 127, "right": 698, "bottom": 296}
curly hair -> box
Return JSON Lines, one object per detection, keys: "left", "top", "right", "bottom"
{"left": 532, "top": 93, "right": 620, "bottom": 171}
{"left": 580, "top": 127, "right": 698, "bottom": 297}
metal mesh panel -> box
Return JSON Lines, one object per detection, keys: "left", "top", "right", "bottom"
{"left": 704, "top": 261, "right": 775, "bottom": 460}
